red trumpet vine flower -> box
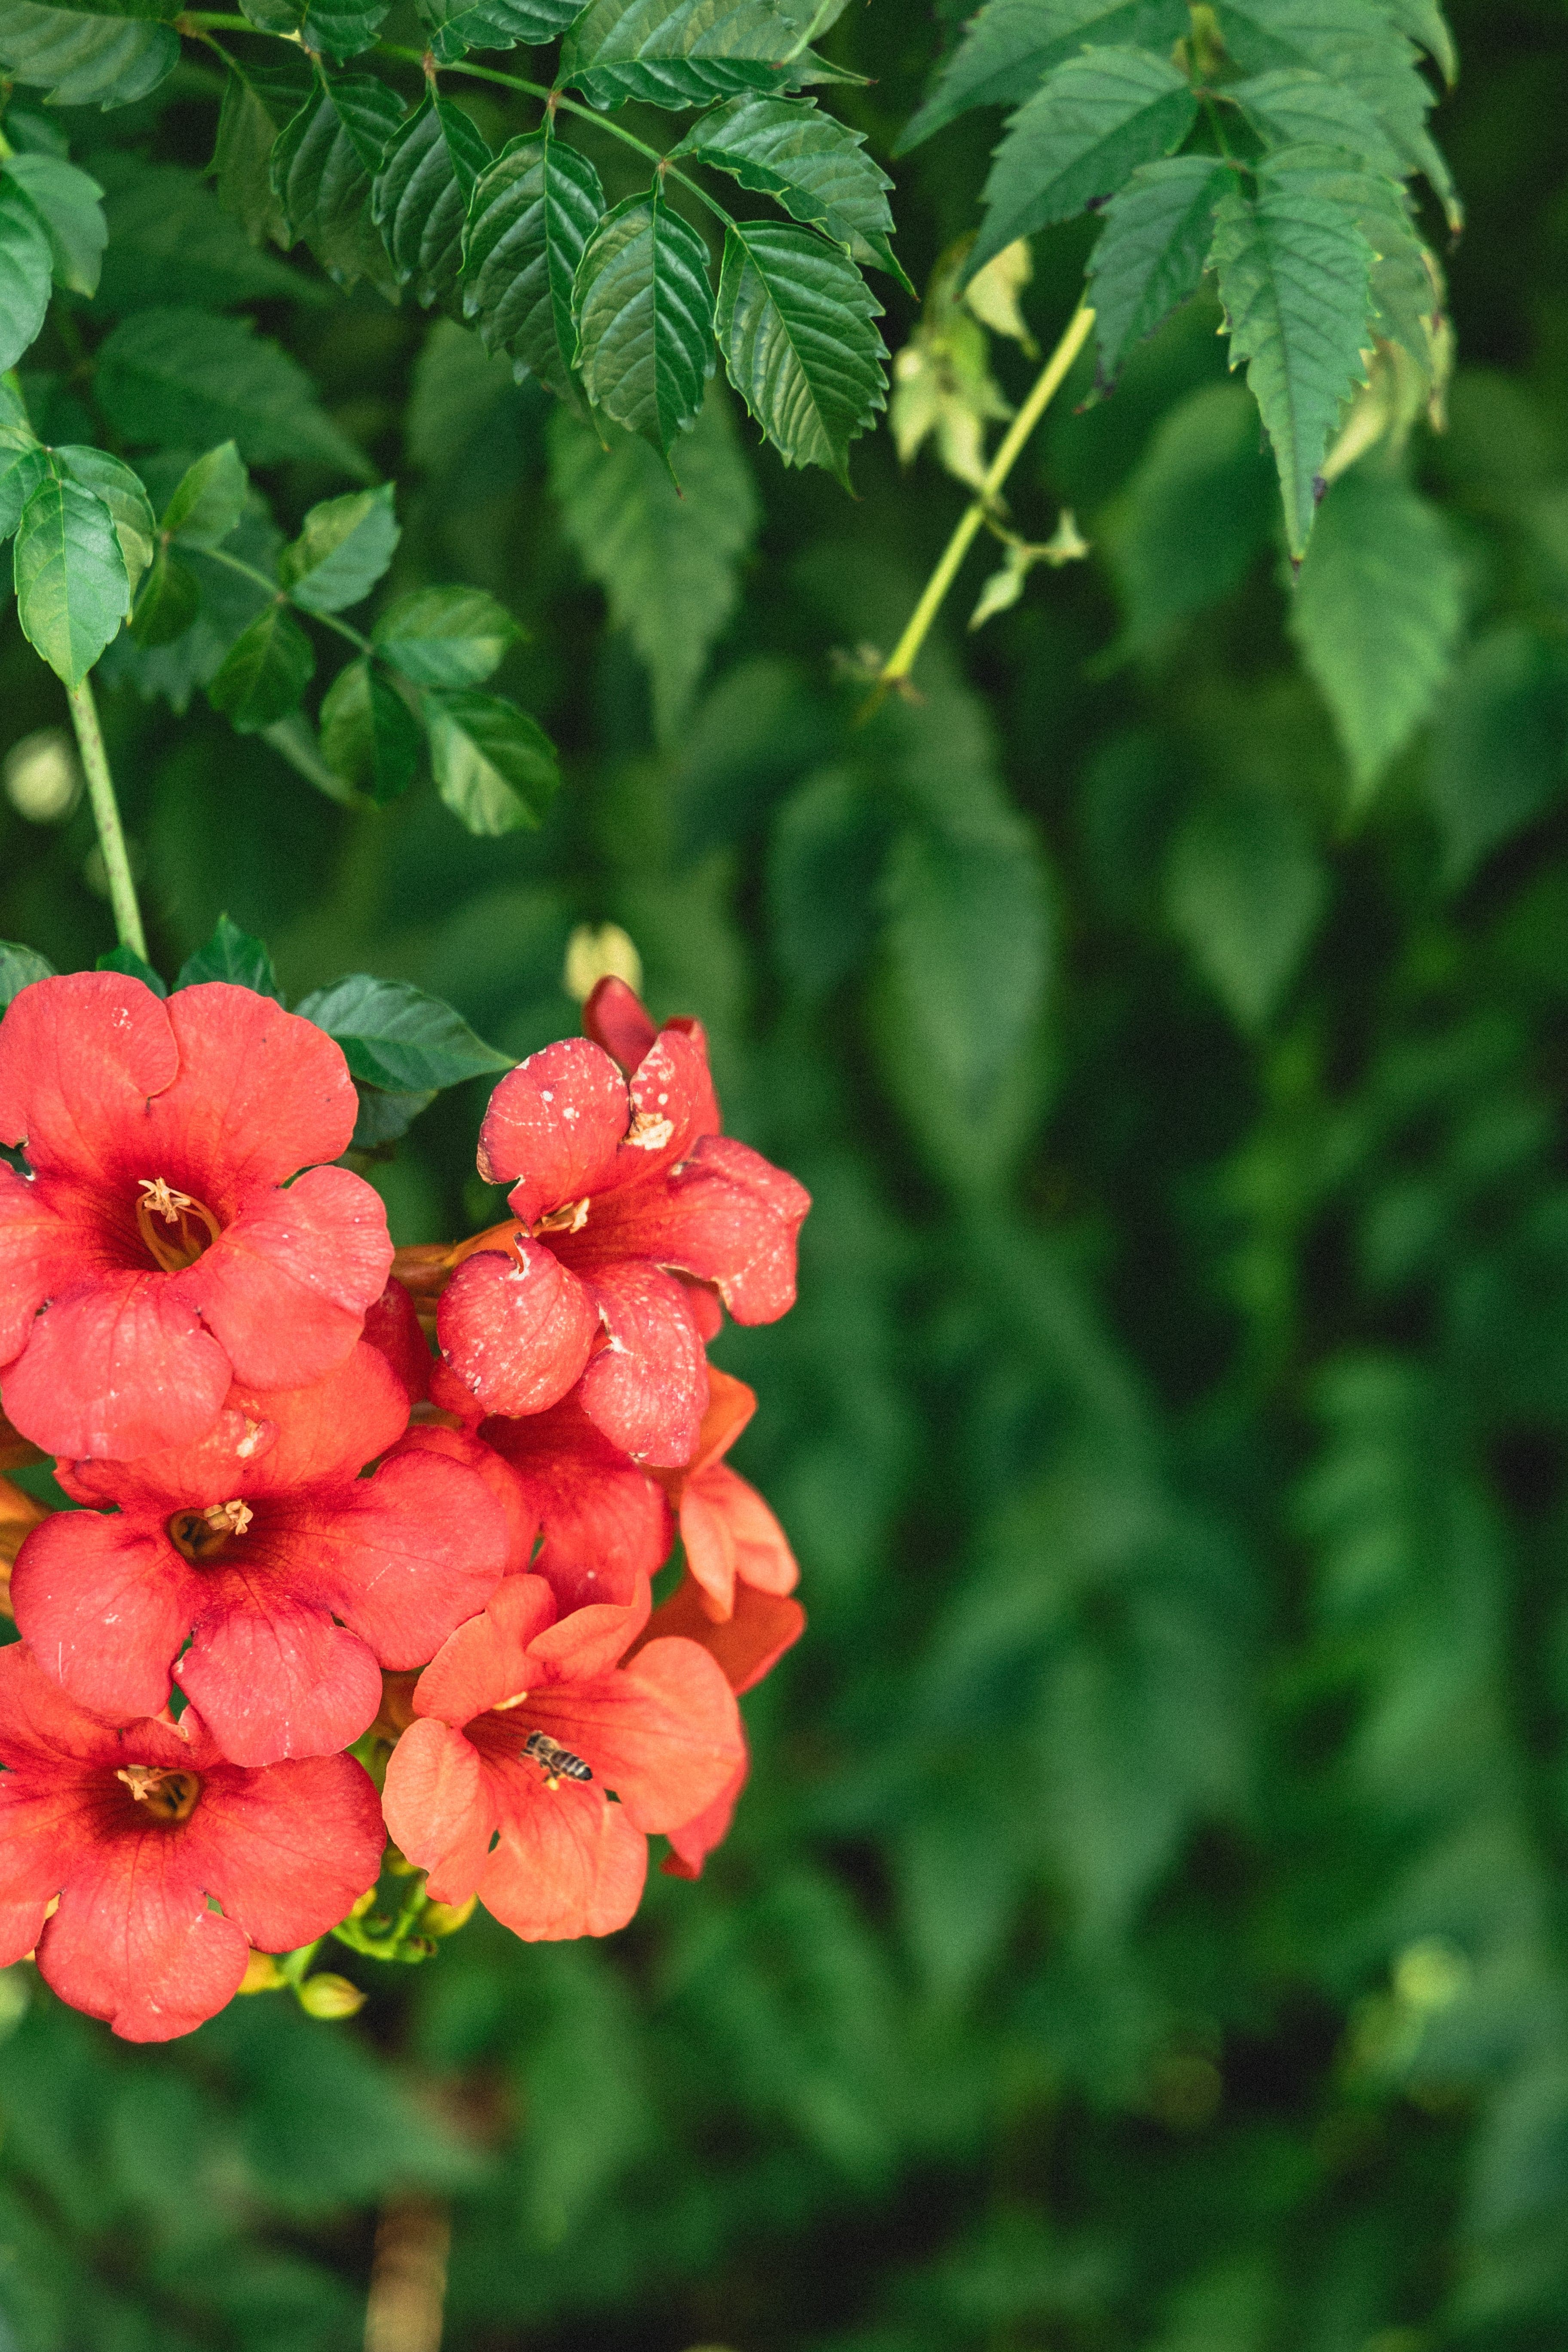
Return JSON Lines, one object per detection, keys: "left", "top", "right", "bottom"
{"left": 381, "top": 1573, "right": 745, "bottom": 1941}
{"left": 0, "top": 975, "right": 392, "bottom": 1460}
{"left": 0, "top": 1642, "right": 383, "bottom": 2040}
{"left": 433, "top": 982, "right": 809, "bottom": 1467}
{"left": 656, "top": 1367, "right": 799, "bottom": 1623}
{"left": 10, "top": 1343, "right": 510, "bottom": 1765}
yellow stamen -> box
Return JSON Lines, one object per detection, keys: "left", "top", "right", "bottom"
{"left": 202, "top": 1499, "right": 253, "bottom": 1537}
{"left": 135, "top": 1178, "right": 223, "bottom": 1274}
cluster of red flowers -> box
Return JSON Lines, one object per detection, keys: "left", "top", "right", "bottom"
{"left": 0, "top": 971, "right": 807, "bottom": 2040}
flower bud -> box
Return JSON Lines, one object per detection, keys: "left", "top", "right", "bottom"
{"left": 296, "top": 1971, "right": 367, "bottom": 2020}
{"left": 422, "top": 1894, "right": 478, "bottom": 1939}
{"left": 564, "top": 922, "right": 642, "bottom": 1003}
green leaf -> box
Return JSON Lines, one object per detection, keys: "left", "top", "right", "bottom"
{"left": 207, "top": 601, "right": 316, "bottom": 730}
{"left": 1424, "top": 625, "right": 1568, "bottom": 890}
{"left": 13, "top": 475, "right": 129, "bottom": 685}
{"left": 968, "top": 46, "right": 1198, "bottom": 279}
{"left": 318, "top": 658, "right": 423, "bottom": 802}
{"left": 175, "top": 914, "right": 283, "bottom": 996}
{"left": 0, "top": 2, "right": 178, "bottom": 108}
{"left": 293, "top": 973, "right": 513, "bottom": 1090}
{"left": 1165, "top": 782, "right": 1326, "bottom": 1029}
{"left": 92, "top": 151, "right": 318, "bottom": 312}
{"left": 1210, "top": 180, "right": 1374, "bottom": 557}
{"left": 1087, "top": 155, "right": 1232, "bottom": 381}
{"left": 129, "top": 542, "right": 201, "bottom": 646}
{"left": 573, "top": 190, "right": 716, "bottom": 464}
{"left": 548, "top": 388, "right": 757, "bottom": 739}
{"left": 1, "top": 153, "right": 107, "bottom": 296}
{"left": 1290, "top": 465, "right": 1465, "bottom": 806}
{"left": 98, "top": 488, "right": 283, "bottom": 712}
{"left": 0, "top": 941, "right": 57, "bottom": 1010}
{"left": 714, "top": 219, "right": 886, "bottom": 484}
{"left": 371, "top": 584, "right": 520, "bottom": 687}
{"left": 561, "top": 0, "right": 810, "bottom": 110}
{"left": 372, "top": 96, "right": 490, "bottom": 310}
{"left": 161, "top": 442, "right": 249, "bottom": 549}
{"left": 766, "top": 762, "right": 888, "bottom": 998}
{"left": 279, "top": 484, "right": 399, "bottom": 613}
{"left": 271, "top": 75, "right": 406, "bottom": 296}
{"left": 1102, "top": 382, "right": 1277, "bottom": 654}
{"left": 240, "top": 0, "right": 389, "bottom": 58}
{"left": 54, "top": 446, "right": 156, "bottom": 599}
{"left": 1254, "top": 145, "right": 1432, "bottom": 374}
{"left": 214, "top": 57, "right": 314, "bottom": 248}
{"left": 462, "top": 131, "right": 606, "bottom": 401}
{"left": 0, "top": 435, "right": 50, "bottom": 542}
{"left": 897, "top": 0, "right": 1190, "bottom": 153}
{"left": 1230, "top": 68, "right": 1404, "bottom": 174}
{"left": 1386, "top": 0, "right": 1456, "bottom": 86}
{"left": 96, "top": 943, "right": 166, "bottom": 994}
{"left": 0, "top": 184, "right": 54, "bottom": 376}
{"left": 671, "top": 96, "right": 907, "bottom": 284}
{"left": 416, "top": 0, "right": 585, "bottom": 64}
{"left": 422, "top": 686, "right": 560, "bottom": 833}
{"left": 96, "top": 308, "right": 372, "bottom": 478}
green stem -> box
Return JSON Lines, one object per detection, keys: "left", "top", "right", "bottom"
{"left": 66, "top": 677, "right": 147, "bottom": 960}
{"left": 876, "top": 300, "right": 1096, "bottom": 692}
{"left": 202, "top": 547, "right": 373, "bottom": 653}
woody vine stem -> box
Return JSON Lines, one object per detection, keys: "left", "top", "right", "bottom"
{"left": 66, "top": 676, "right": 147, "bottom": 961}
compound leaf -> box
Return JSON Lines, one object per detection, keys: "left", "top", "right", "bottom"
{"left": 897, "top": 0, "right": 1190, "bottom": 153}
{"left": 714, "top": 217, "right": 886, "bottom": 484}
{"left": 671, "top": 95, "right": 906, "bottom": 284}
{"left": 462, "top": 130, "right": 606, "bottom": 401}
{"left": 573, "top": 189, "right": 715, "bottom": 464}
{"left": 1087, "top": 153, "right": 1232, "bottom": 381}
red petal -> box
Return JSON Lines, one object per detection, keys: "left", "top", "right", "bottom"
{"left": 175, "top": 1593, "right": 383, "bottom": 1765}
{"left": 61, "top": 1403, "right": 278, "bottom": 1511}
{"left": 0, "top": 1895, "right": 52, "bottom": 1968}
{"left": 634, "top": 1574, "right": 805, "bottom": 1696}
{"left": 582, "top": 977, "right": 657, "bottom": 1074}
{"left": 574, "top": 1259, "right": 707, "bottom": 1467}
{"left": 234, "top": 1343, "right": 409, "bottom": 1494}
{"left": 691, "top": 1462, "right": 799, "bottom": 1596}
{"left": 0, "top": 1271, "right": 231, "bottom": 1460}
{"left": 382, "top": 1718, "right": 494, "bottom": 1903}
{"left": 190, "top": 1751, "right": 383, "bottom": 1954}
{"left": 576, "top": 1135, "right": 808, "bottom": 1325}
{"left": 0, "top": 973, "right": 178, "bottom": 1182}
{"left": 679, "top": 1481, "right": 738, "bottom": 1618}
{"left": 0, "top": 1160, "right": 73, "bottom": 1368}
{"left": 9, "top": 1512, "right": 197, "bottom": 1719}
{"left": 361, "top": 1277, "right": 432, "bottom": 1403}
{"left": 0, "top": 1640, "right": 130, "bottom": 1767}
{"left": 529, "top": 1636, "right": 743, "bottom": 1832}
{"left": 413, "top": 1573, "right": 557, "bottom": 1727}
{"left": 603, "top": 1027, "right": 720, "bottom": 1181}
{"left": 662, "top": 1755, "right": 747, "bottom": 1880}
{"left": 179, "top": 1165, "right": 392, "bottom": 1392}
{"left": 478, "top": 1776, "right": 646, "bottom": 1939}
{"left": 524, "top": 1581, "right": 652, "bottom": 1681}
{"left": 392, "top": 1424, "right": 537, "bottom": 1572}
{"left": 37, "top": 1828, "right": 251, "bottom": 2042}
{"left": 301, "top": 1448, "right": 509, "bottom": 1665}
{"left": 437, "top": 1243, "right": 599, "bottom": 1418}
{"left": 479, "top": 1396, "right": 671, "bottom": 1611}
{"left": 151, "top": 986, "right": 359, "bottom": 1197}
{"left": 683, "top": 1366, "right": 756, "bottom": 1479}
{"left": 679, "top": 1275, "right": 725, "bottom": 1344}
{"left": 477, "top": 1039, "right": 628, "bottom": 1225}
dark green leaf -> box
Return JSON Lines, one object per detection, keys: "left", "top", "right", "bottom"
{"left": 207, "top": 602, "right": 316, "bottom": 730}
{"left": 279, "top": 484, "right": 399, "bottom": 613}
{"left": 96, "top": 944, "right": 166, "bottom": 995}
{"left": 1102, "top": 382, "right": 1277, "bottom": 654}
{"left": 462, "top": 131, "right": 605, "bottom": 403}
{"left": 0, "top": 941, "right": 57, "bottom": 1010}
{"left": 1, "top": 153, "right": 107, "bottom": 296}
{"left": 1087, "top": 155, "right": 1234, "bottom": 381}
{"left": 896, "top": 0, "right": 1189, "bottom": 152}
{"left": 372, "top": 97, "right": 490, "bottom": 310}
{"left": 161, "top": 443, "right": 249, "bottom": 550}
{"left": 318, "top": 658, "right": 423, "bottom": 802}
{"left": 1253, "top": 145, "right": 1432, "bottom": 373}
{"left": 96, "top": 309, "right": 373, "bottom": 478}
{"left": 416, "top": 0, "right": 584, "bottom": 64}
{"left": 1210, "top": 179, "right": 1374, "bottom": 557}
{"left": 53, "top": 446, "right": 155, "bottom": 599}
{"left": 13, "top": 475, "right": 129, "bottom": 685}
{"left": 92, "top": 151, "right": 319, "bottom": 312}
{"left": 767, "top": 761, "right": 889, "bottom": 998}
{"left": 1230, "top": 69, "right": 1404, "bottom": 174}
{"left": 968, "top": 46, "right": 1198, "bottom": 279}
{"left": 293, "top": 973, "right": 513, "bottom": 1090}
{"left": 371, "top": 585, "right": 520, "bottom": 688}
{"left": 175, "top": 914, "right": 283, "bottom": 997}
{"left": 561, "top": 0, "right": 810, "bottom": 109}
{"left": 271, "top": 75, "right": 406, "bottom": 296}
{"left": 714, "top": 219, "right": 886, "bottom": 485}
{"left": 573, "top": 190, "right": 716, "bottom": 464}
{"left": 1424, "top": 625, "right": 1568, "bottom": 889}
{"left": 0, "top": 2, "right": 178, "bottom": 108}
{"left": 1165, "top": 782, "right": 1326, "bottom": 1029}
{"left": 422, "top": 687, "right": 560, "bottom": 833}
{"left": 671, "top": 96, "right": 907, "bottom": 284}
{"left": 214, "top": 57, "right": 313, "bottom": 248}
{"left": 239, "top": 0, "right": 389, "bottom": 58}
{"left": 129, "top": 543, "right": 201, "bottom": 646}
{"left": 0, "top": 185, "right": 54, "bottom": 377}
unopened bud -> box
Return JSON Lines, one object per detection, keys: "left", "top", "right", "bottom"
{"left": 3, "top": 729, "right": 80, "bottom": 824}
{"left": 238, "top": 1950, "right": 285, "bottom": 1995}
{"left": 349, "top": 1886, "right": 378, "bottom": 1920}
{"left": 564, "top": 922, "right": 642, "bottom": 1004}
{"left": 422, "top": 1894, "right": 478, "bottom": 1939}
{"left": 296, "top": 1971, "right": 367, "bottom": 2019}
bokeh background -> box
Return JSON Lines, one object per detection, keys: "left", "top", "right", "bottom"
{"left": 5, "top": 2, "right": 1568, "bottom": 2345}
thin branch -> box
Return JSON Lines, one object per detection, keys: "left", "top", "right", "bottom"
{"left": 201, "top": 546, "right": 374, "bottom": 653}
{"left": 66, "top": 677, "right": 148, "bottom": 960}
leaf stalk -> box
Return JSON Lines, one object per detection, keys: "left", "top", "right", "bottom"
{"left": 66, "top": 676, "right": 148, "bottom": 960}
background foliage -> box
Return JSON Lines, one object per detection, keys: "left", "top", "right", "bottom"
{"left": 5, "top": 1, "right": 1568, "bottom": 2347}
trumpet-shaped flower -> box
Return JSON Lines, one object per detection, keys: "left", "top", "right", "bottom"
{"left": 0, "top": 1642, "right": 383, "bottom": 2041}
{"left": 0, "top": 974, "right": 392, "bottom": 1459}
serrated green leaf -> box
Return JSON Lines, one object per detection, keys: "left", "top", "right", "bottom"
{"left": 561, "top": 0, "right": 808, "bottom": 110}
{"left": 573, "top": 190, "right": 715, "bottom": 464}
{"left": 1166, "top": 782, "right": 1326, "bottom": 1029}
{"left": 129, "top": 542, "right": 201, "bottom": 645}
{"left": 96, "top": 308, "right": 372, "bottom": 478}
{"left": 548, "top": 387, "right": 756, "bottom": 738}
{"left": 13, "top": 475, "right": 129, "bottom": 684}
{"left": 422, "top": 687, "right": 559, "bottom": 833}
{"left": 462, "top": 130, "right": 606, "bottom": 402}
{"left": 318, "top": 658, "right": 423, "bottom": 802}
{"left": 1, "top": 154, "right": 107, "bottom": 296}
{"left": 1254, "top": 145, "right": 1432, "bottom": 371}
{"left": 1210, "top": 180, "right": 1374, "bottom": 557}
{"left": 293, "top": 973, "right": 513, "bottom": 1090}
{"left": 371, "top": 584, "right": 520, "bottom": 687}
{"left": 279, "top": 484, "right": 399, "bottom": 613}
{"left": 175, "top": 914, "right": 283, "bottom": 996}
{"left": 161, "top": 442, "right": 249, "bottom": 549}
{"left": 1424, "top": 625, "right": 1568, "bottom": 889}
{"left": 416, "top": 0, "right": 584, "bottom": 64}
{"left": 671, "top": 95, "right": 907, "bottom": 285}
{"left": 0, "top": 941, "right": 57, "bottom": 1009}
{"left": 1087, "top": 154, "right": 1231, "bottom": 380}
{"left": 1386, "top": 0, "right": 1456, "bottom": 86}
{"left": 1290, "top": 464, "right": 1465, "bottom": 805}
{"left": 0, "top": 186, "right": 53, "bottom": 376}
{"left": 897, "top": 0, "right": 1189, "bottom": 153}
{"left": 372, "top": 97, "right": 490, "bottom": 310}
{"left": 96, "top": 943, "right": 166, "bottom": 994}
{"left": 214, "top": 58, "right": 313, "bottom": 248}
{"left": 1230, "top": 68, "right": 1404, "bottom": 174}
{"left": 968, "top": 46, "right": 1198, "bottom": 280}
{"left": 54, "top": 446, "right": 155, "bottom": 598}
{"left": 0, "top": 438, "right": 49, "bottom": 542}
{"left": 714, "top": 218, "right": 885, "bottom": 484}
{"left": 207, "top": 601, "right": 316, "bottom": 730}
{"left": 0, "top": 2, "right": 178, "bottom": 108}
{"left": 239, "top": 0, "right": 389, "bottom": 58}
{"left": 271, "top": 75, "right": 406, "bottom": 296}
{"left": 1102, "top": 382, "right": 1277, "bottom": 653}
{"left": 93, "top": 151, "right": 319, "bottom": 312}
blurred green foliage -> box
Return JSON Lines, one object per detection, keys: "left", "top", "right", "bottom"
{"left": 6, "top": 3, "right": 1568, "bottom": 2349}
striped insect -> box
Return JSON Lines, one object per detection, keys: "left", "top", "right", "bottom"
{"left": 521, "top": 1730, "right": 593, "bottom": 1787}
